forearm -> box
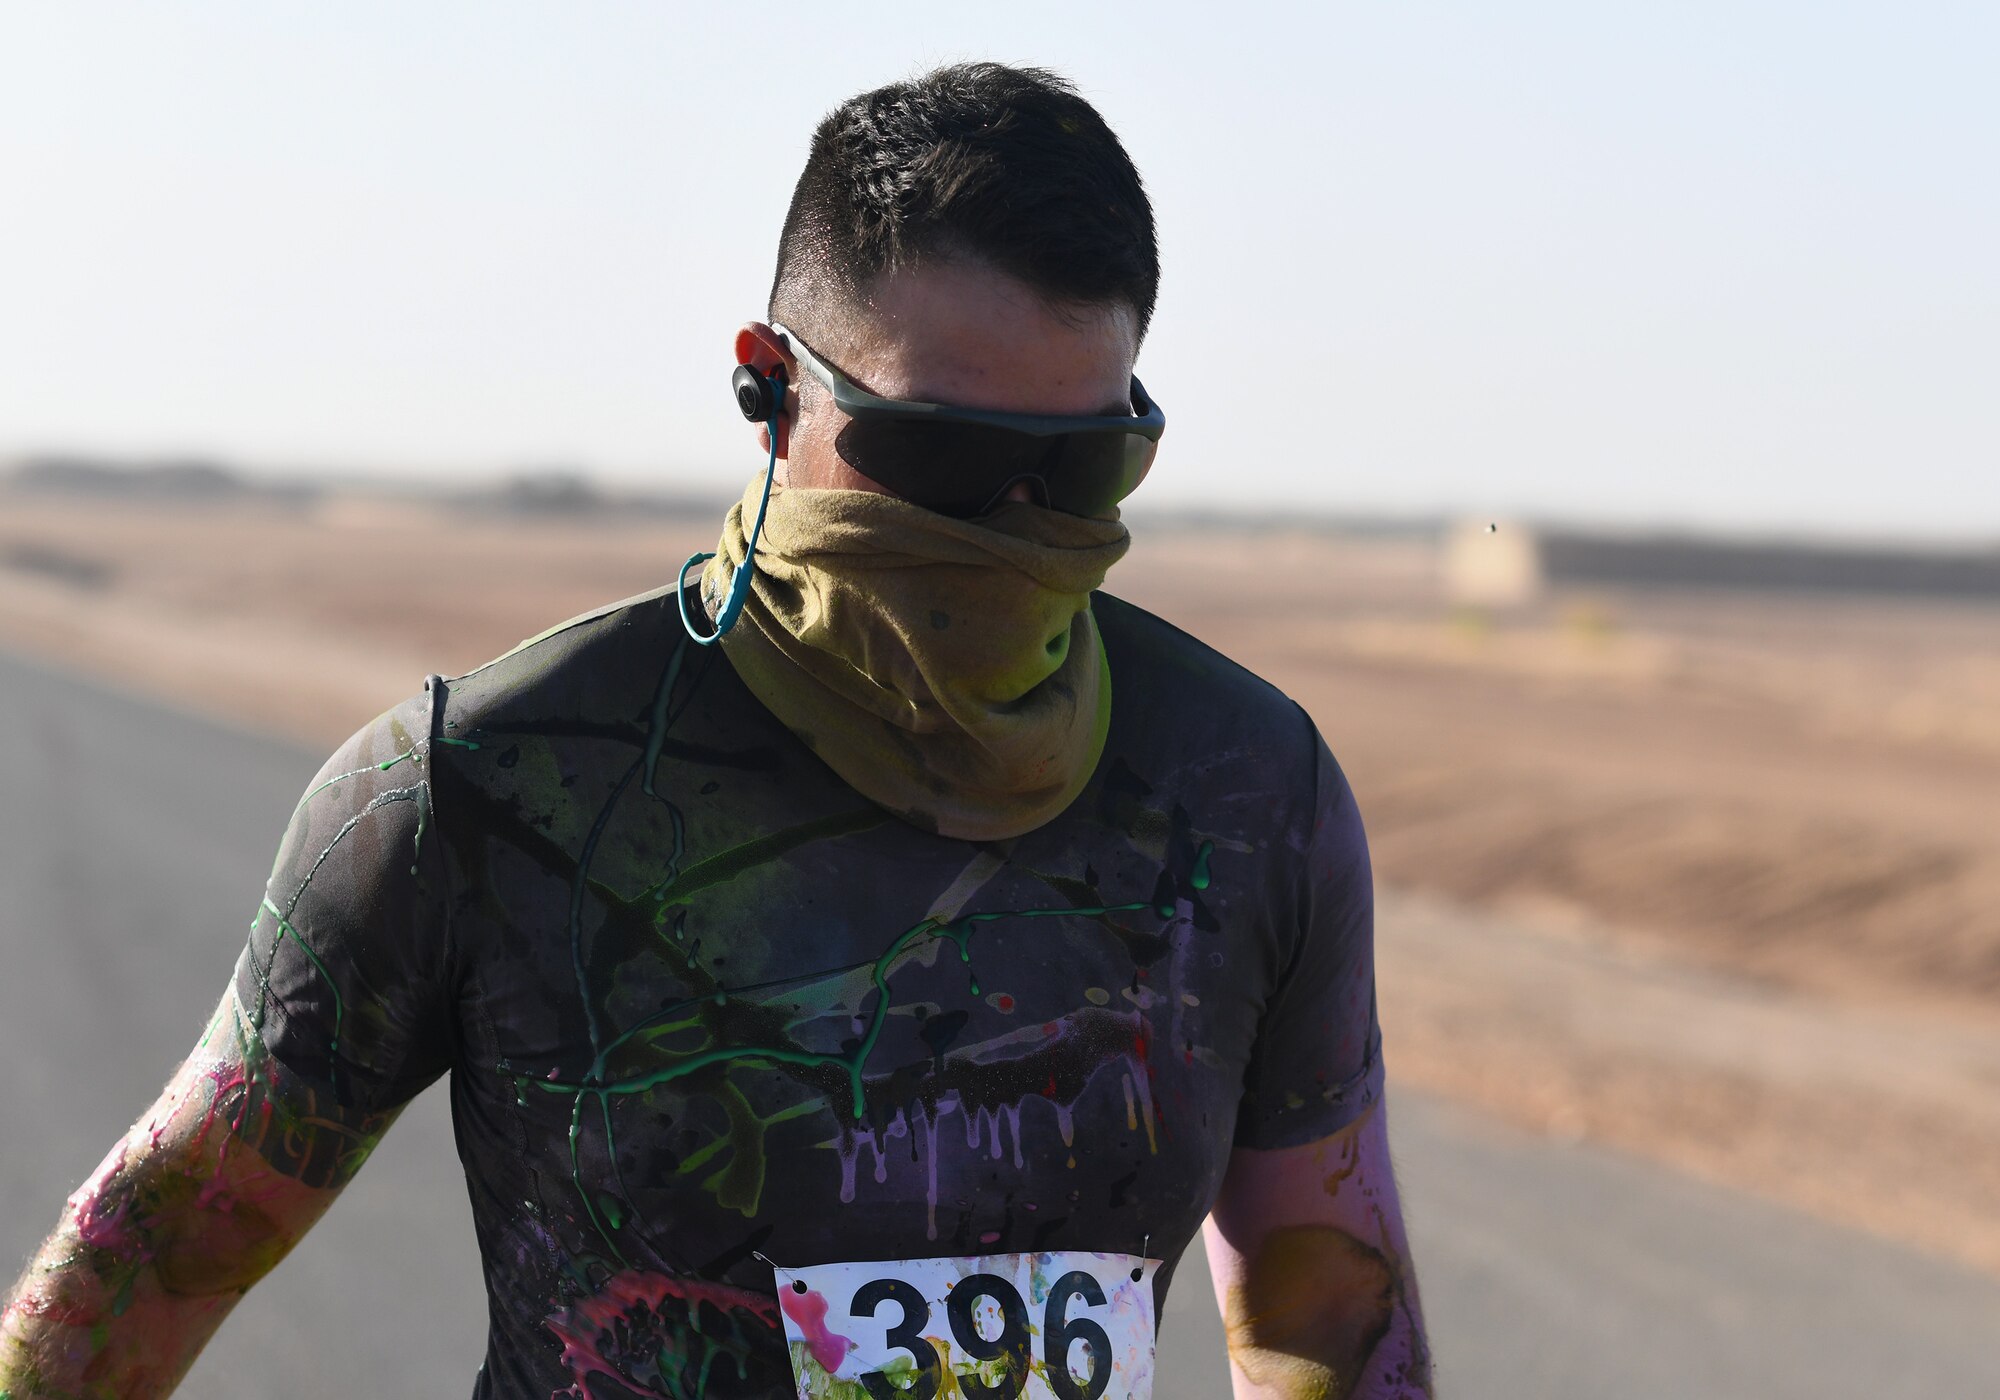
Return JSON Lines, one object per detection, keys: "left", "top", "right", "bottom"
{"left": 0, "top": 994, "right": 392, "bottom": 1399}
{"left": 1208, "top": 1104, "right": 1435, "bottom": 1400}
{"left": 0, "top": 1140, "right": 244, "bottom": 1400}
{"left": 1355, "top": 1238, "right": 1431, "bottom": 1400}
{"left": 1215, "top": 1223, "right": 1430, "bottom": 1399}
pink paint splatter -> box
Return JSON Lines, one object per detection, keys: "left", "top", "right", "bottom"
{"left": 779, "top": 1285, "right": 855, "bottom": 1373}
{"left": 67, "top": 1141, "right": 151, "bottom": 1261}
{"left": 546, "top": 1269, "right": 779, "bottom": 1400}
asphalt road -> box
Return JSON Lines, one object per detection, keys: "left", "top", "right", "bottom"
{"left": 4, "top": 646, "right": 1998, "bottom": 1398}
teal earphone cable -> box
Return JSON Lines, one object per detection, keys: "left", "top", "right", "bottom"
{"left": 678, "top": 373, "right": 781, "bottom": 644}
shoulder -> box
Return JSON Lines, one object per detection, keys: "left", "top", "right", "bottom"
{"left": 1091, "top": 591, "right": 1366, "bottom": 875}
{"left": 1094, "top": 590, "right": 1321, "bottom": 760}
{"left": 433, "top": 583, "right": 698, "bottom": 734}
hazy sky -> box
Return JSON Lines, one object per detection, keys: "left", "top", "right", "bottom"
{"left": 2, "top": 3, "right": 1993, "bottom": 539}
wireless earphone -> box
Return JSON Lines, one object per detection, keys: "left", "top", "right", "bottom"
{"left": 678, "top": 362, "right": 786, "bottom": 645}
{"left": 732, "top": 363, "right": 782, "bottom": 424}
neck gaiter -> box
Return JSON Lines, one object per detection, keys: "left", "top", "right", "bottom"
{"left": 702, "top": 480, "right": 1131, "bottom": 840}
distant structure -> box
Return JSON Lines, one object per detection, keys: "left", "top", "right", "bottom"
{"left": 2, "top": 455, "right": 727, "bottom": 518}
{"left": 450, "top": 470, "right": 730, "bottom": 519}
{"left": 458, "top": 470, "right": 607, "bottom": 515}
{"left": 1444, "top": 520, "right": 2000, "bottom": 605}
{"left": 1442, "top": 519, "right": 1541, "bottom": 605}
{"left": 4, "top": 455, "right": 315, "bottom": 506}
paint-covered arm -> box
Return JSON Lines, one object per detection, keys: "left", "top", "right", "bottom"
{"left": 1, "top": 690, "right": 455, "bottom": 1399}
{"left": 1204, "top": 1101, "right": 1433, "bottom": 1399}
{"left": 0, "top": 988, "right": 402, "bottom": 1399}
{"left": 1206, "top": 719, "right": 1428, "bottom": 1395}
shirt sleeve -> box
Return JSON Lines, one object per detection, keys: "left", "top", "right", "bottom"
{"left": 231, "top": 684, "right": 457, "bottom": 1113}
{"left": 1231, "top": 723, "right": 1384, "bottom": 1149}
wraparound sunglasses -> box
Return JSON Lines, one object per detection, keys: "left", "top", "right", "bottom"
{"left": 772, "top": 321, "right": 1164, "bottom": 520}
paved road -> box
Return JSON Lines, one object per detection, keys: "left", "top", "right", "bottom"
{"left": 4, "top": 647, "right": 1998, "bottom": 1398}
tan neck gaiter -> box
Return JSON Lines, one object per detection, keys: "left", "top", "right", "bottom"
{"left": 702, "top": 480, "right": 1131, "bottom": 840}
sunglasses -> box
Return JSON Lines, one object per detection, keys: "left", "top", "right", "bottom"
{"left": 771, "top": 322, "right": 1164, "bottom": 520}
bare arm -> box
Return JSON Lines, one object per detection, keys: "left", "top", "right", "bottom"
{"left": 1204, "top": 1100, "right": 1433, "bottom": 1400}
{"left": 0, "top": 989, "right": 400, "bottom": 1399}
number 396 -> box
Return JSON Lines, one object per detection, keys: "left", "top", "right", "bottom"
{"left": 851, "top": 1269, "right": 1117, "bottom": 1400}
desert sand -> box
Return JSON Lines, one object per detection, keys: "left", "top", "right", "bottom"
{"left": 5, "top": 490, "right": 1999, "bottom": 1275}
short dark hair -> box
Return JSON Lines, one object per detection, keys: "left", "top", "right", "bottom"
{"left": 770, "top": 63, "right": 1158, "bottom": 343}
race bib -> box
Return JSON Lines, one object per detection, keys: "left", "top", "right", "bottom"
{"left": 775, "top": 1250, "right": 1159, "bottom": 1400}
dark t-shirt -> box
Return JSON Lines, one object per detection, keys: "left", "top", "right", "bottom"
{"left": 235, "top": 586, "right": 1381, "bottom": 1398}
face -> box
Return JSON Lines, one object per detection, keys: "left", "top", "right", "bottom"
{"left": 752, "top": 257, "right": 1141, "bottom": 511}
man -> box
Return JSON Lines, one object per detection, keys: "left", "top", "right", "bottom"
{"left": 2, "top": 63, "right": 1431, "bottom": 1399}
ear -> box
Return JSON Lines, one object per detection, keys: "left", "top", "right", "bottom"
{"left": 734, "top": 322, "right": 799, "bottom": 460}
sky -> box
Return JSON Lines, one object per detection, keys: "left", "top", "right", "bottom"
{"left": 1, "top": 2, "right": 1994, "bottom": 541}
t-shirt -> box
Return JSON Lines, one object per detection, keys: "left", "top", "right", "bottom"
{"left": 235, "top": 586, "right": 1382, "bottom": 1398}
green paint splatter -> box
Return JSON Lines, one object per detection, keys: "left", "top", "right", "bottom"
{"left": 287, "top": 748, "right": 418, "bottom": 820}
{"left": 409, "top": 781, "right": 430, "bottom": 876}
{"left": 551, "top": 636, "right": 699, "bottom": 1262}
{"left": 676, "top": 1097, "right": 820, "bottom": 1181}
{"left": 258, "top": 896, "right": 343, "bottom": 1069}
{"left": 642, "top": 808, "right": 890, "bottom": 909}
{"left": 483, "top": 615, "right": 1226, "bottom": 1260}
{"left": 538, "top": 891, "right": 1162, "bottom": 1121}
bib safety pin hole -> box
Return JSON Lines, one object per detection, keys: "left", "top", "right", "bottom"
{"left": 1129, "top": 1267, "right": 1143, "bottom": 1282}
{"left": 792, "top": 1279, "right": 808, "bottom": 1294}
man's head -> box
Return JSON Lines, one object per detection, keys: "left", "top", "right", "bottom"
{"left": 735, "top": 63, "right": 1159, "bottom": 505}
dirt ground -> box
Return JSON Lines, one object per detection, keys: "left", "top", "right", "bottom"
{"left": 5, "top": 491, "right": 2000, "bottom": 1276}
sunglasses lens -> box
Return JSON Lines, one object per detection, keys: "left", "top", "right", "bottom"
{"left": 1039, "top": 431, "right": 1157, "bottom": 518}
{"left": 835, "top": 419, "right": 1155, "bottom": 520}
{"left": 834, "top": 420, "right": 1052, "bottom": 518}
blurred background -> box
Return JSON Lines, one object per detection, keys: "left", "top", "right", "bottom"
{"left": 3, "top": 3, "right": 1998, "bottom": 1397}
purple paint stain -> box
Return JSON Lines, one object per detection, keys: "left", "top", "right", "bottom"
{"left": 836, "top": 1109, "right": 910, "bottom": 1202}
{"left": 918, "top": 1098, "right": 948, "bottom": 1241}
